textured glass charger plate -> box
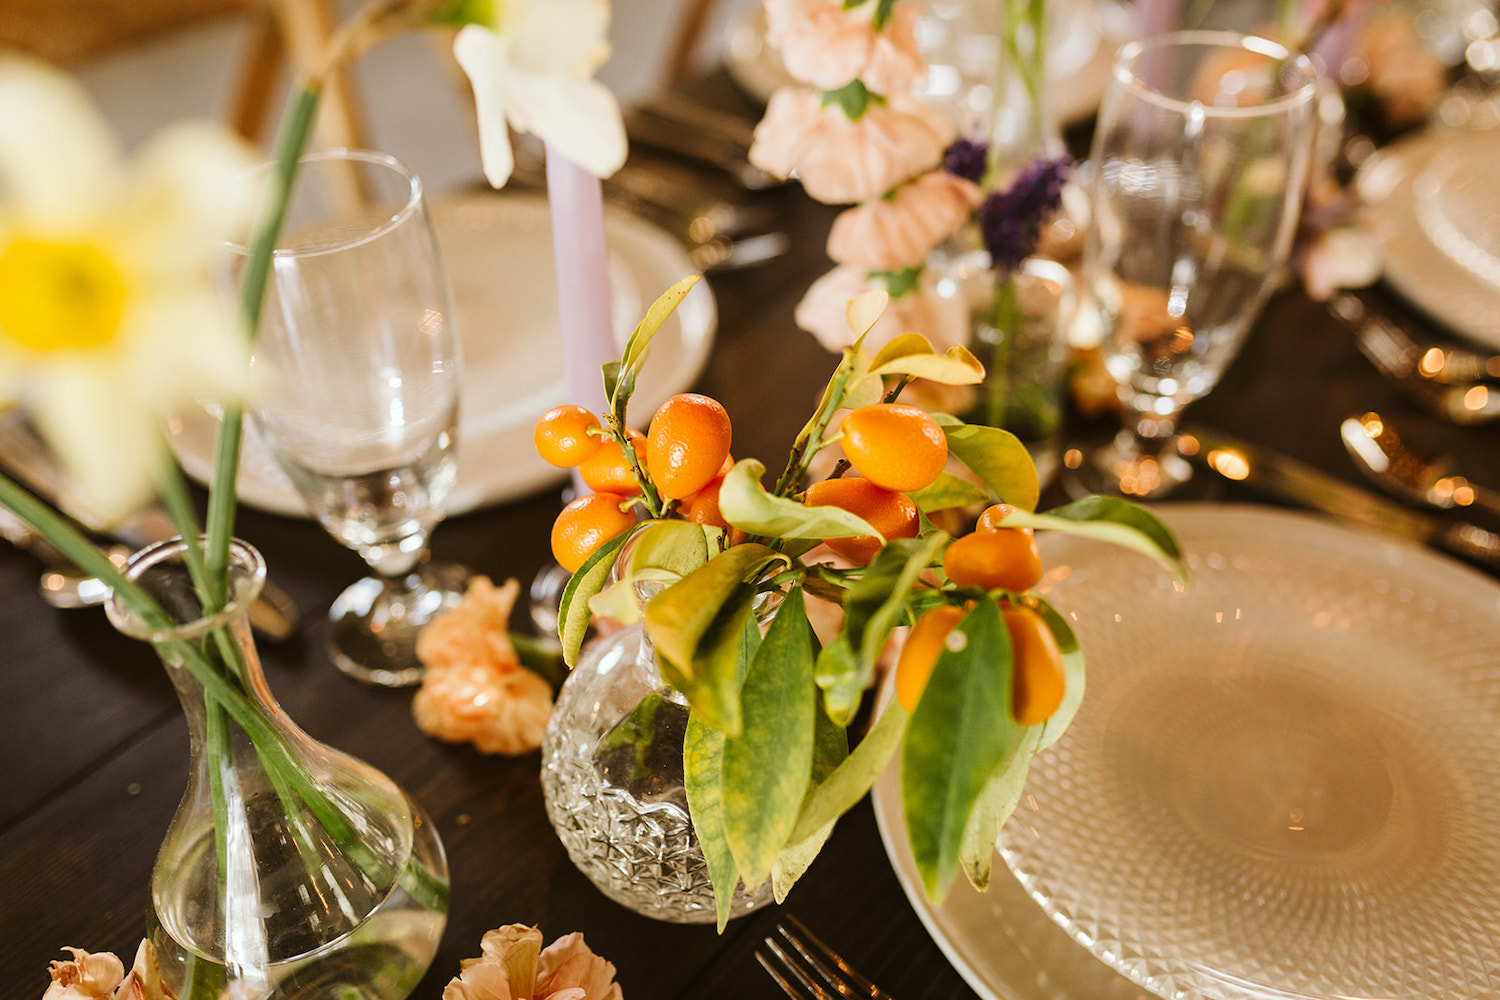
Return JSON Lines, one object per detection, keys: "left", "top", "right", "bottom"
{"left": 1358, "top": 127, "right": 1500, "bottom": 350}
{"left": 994, "top": 504, "right": 1500, "bottom": 1000}
{"left": 169, "top": 192, "right": 716, "bottom": 516}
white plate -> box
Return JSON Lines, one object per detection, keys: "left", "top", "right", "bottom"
{"left": 999, "top": 504, "right": 1500, "bottom": 1000}
{"left": 723, "top": 0, "right": 1126, "bottom": 126}
{"left": 1358, "top": 127, "right": 1500, "bottom": 350}
{"left": 168, "top": 192, "right": 716, "bottom": 518}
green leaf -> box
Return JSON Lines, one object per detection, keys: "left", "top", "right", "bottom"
{"left": 610, "top": 275, "right": 701, "bottom": 412}
{"left": 786, "top": 699, "right": 908, "bottom": 846}
{"left": 773, "top": 695, "right": 849, "bottom": 902}
{"left": 812, "top": 634, "right": 862, "bottom": 727}
{"left": 645, "top": 542, "right": 785, "bottom": 675}
{"left": 558, "top": 531, "right": 630, "bottom": 667}
{"left": 821, "top": 78, "right": 878, "bottom": 119}
{"left": 657, "top": 585, "right": 757, "bottom": 735}
{"left": 902, "top": 599, "right": 1027, "bottom": 901}
{"left": 1004, "top": 495, "right": 1187, "bottom": 583}
{"left": 958, "top": 727, "right": 1042, "bottom": 890}
{"left": 869, "top": 335, "right": 984, "bottom": 386}
{"left": 626, "top": 519, "right": 710, "bottom": 578}
{"left": 908, "top": 472, "right": 991, "bottom": 513}
{"left": 846, "top": 289, "right": 888, "bottom": 339}
{"left": 722, "top": 588, "right": 817, "bottom": 891}
{"left": 719, "top": 459, "right": 880, "bottom": 539}
{"left": 934, "top": 415, "right": 1040, "bottom": 512}
{"left": 1032, "top": 597, "right": 1085, "bottom": 752}
{"left": 683, "top": 712, "right": 738, "bottom": 932}
{"left": 868, "top": 266, "right": 922, "bottom": 298}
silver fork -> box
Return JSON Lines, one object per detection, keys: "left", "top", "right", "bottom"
{"left": 755, "top": 917, "right": 894, "bottom": 1000}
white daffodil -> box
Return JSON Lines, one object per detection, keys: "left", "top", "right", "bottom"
{"left": 0, "top": 57, "right": 256, "bottom": 522}
{"left": 450, "top": 0, "right": 628, "bottom": 188}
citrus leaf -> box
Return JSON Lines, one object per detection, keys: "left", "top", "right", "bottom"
{"left": 644, "top": 542, "right": 785, "bottom": 676}
{"left": 722, "top": 588, "right": 817, "bottom": 891}
{"left": 958, "top": 727, "right": 1042, "bottom": 890}
{"left": 1032, "top": 597, "right": 1085, "bottom": 752}
{"left": 870, "top": 336, "right": 984, "bottom": 386}
{"left": 933, "top": 415, "right": 1040, "bottom": 512}
{"left": 655, "top": 584, "right": 758, "bottom": 735}
{"left": 626, "top": 519, "right": 710, "bottom": 578}
{"left": 847, "top": 288, "right": 888, "bottom": 339}
{"left": 1003, "top": 495, "right": 1186, "bottom": 583}
{"left": 812, "top": 633, "right": 862, "bottom": 727}
{"left": 786, "top": 699, "right": 908, "bottom": 846}
{"left": 683, "top": 711, "right": 738, "bottom": 932}
{"left": 902, "top": 599, "right": 1027, "bottom": 901}
{"left": 611, "top": 275, "right": 701, "bottom": 412}
{"left": 840, "top": 371, "right": 888, "bottom": 412}
{"left": 719, "top": 459, "right": 880, "bottom": 539}
{"left": 558, "top": 531, "right": 629, "bottom": 667}
{"left": 908, "top": 472, "right": 990, "bottom": 513}
{"left": 773, "top": 694, "right": 848, "bottom": 902}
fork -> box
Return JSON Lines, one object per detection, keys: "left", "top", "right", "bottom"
{"left": 755, "top": 916, "right": 895, "bottom": 1000}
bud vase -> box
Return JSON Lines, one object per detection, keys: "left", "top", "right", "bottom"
{"left": 105, "top": 538, "right": 449, "bottom": 1000}
{"left": 540, "top": 618, "right": 773, "bottom": 923}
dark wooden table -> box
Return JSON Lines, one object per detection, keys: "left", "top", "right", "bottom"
{"left": 5, "top": 122, "right": 1500, "bottom": 1000}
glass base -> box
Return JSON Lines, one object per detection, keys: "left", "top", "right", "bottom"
{"left": 1066, "top": 428, "right": 1195, "bottom": 500}
{"left": 328, "top": 562, "right": 469, "bottom": 687}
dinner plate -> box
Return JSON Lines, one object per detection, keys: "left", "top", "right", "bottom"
{"left": 875, "top": 505, "right": 1500, "bottom": 1000}
{"left": 722, "top": 0, "right": 1126, "bottom": 126}
{"left": 1358, "top": 127, "right": 1500, "bottom": 350}
{"left": 168, "top": 192, "right": 716, "bottom": 518}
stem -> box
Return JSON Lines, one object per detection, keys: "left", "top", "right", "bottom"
{"left": 774, "top": 363, "right": 856, "bottom": 497}
{"left": 986, "top": 276, "right": 1021, "bottom": 429}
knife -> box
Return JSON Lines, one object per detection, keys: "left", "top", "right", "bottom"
{"left": 1184, "top": 426, "right": 1500, "bottom": 572}
{"left": 0, "top": 416, "right": 300, "bottom": 640}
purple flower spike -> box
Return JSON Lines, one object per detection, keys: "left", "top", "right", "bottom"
{"left": 978, "top": 153, "right": 1071, "bottom": 275}
{"left": 942, "top": 138, "right": 989, "bottom": 184}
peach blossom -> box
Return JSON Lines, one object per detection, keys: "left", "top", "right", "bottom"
{"left": 827, "top": 170, "right": 981, "bottom": 271}
{"left": 43, "top": 949, "right": 124, "bottom": 1000}
{"left": 417, "top": 576, "right": 521, "bottom": 673}
{"left": 445, "top": 925, "right": 622, "bottom": 1000}
{"left": 765, "top": 0, "right": 923, "bottom": 94}
{"left": 750, "top": 87, "right": 953, "bottom": 204}
{"left": 1355, "top": 12, "right": 1445, "bottom": 128}
{"left": 795, "top": 266, "right": 968, "bottom": 354}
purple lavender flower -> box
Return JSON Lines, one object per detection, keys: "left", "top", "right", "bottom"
{"left": 942, "top": 138, "right": 989, "bottom": 185}
{"left": 978, "top": 153, "right": 1071, "bottom": 275}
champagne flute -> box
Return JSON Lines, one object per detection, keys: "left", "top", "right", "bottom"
{"left": 1077, "top": 31, "right": 1317, "bottom": 497}
{"left": 233, "top": 149, "right": 466, "bottom": 686}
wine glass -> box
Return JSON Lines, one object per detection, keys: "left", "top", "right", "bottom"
{"left": 232, "top": 149, "right": 466, "bottom": 686}
{"left": 1076, "top": 31, "right": 1317, "bottom": 498}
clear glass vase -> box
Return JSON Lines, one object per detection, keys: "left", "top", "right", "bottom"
{"left": 540, "top": 617, "right": 773, "bottom": 923}
{"left": 105, "top": 538, "right": 449, "bottom": 1000}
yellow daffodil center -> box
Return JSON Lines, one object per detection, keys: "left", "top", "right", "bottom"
{"left": 0, "top": 236, "right": 127, "bottom": 353}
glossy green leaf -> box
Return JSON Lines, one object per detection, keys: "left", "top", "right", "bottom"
{"left": 644, "top": 542, "right": 784, "bottom": 676}
{"left": 902, "top": 599, "right": 1027, "bottom": 901}
{"left": 557, "top": 531, "right": 629, "bottom": 667}
{"left": 847, "top": 289, "right": 888, "bottom": 338}
{"left": 869, "top": 335, "right": 984, "bottom": 386}
{"left": 786, "top": 700, "right": 907, "bottom": 846}
{"left": 1003, "top": 495, "right": 1187, "bottom": 583}
{"left": 719, "top": 459, "right": 880, "bottom": 539}
{"left": 626, "top": 519, "right": 710, "bottom": 578}
{"left": 610, "top": 275, "right": 701, "bottom": 412}
{"left": 958, "top": 727, "right": 1042, "bottom": 890}
{"left": 773, "top": 695, "right": 848, "bottom": 902}
{"left": 933, "top": 415, "right": 1040, "bottom": 512}
{"left": 722, "top": 589, "right": 817, "bottom": 891}
{"left": 812, "top": 633, "right": 862, "bottom": 727}
{"left": 656, "top": 585, "right": 757, "bottom": 735}
{"left": 908, "top": 472, "right": 991, "bottom": 514}
{"left": 1032, "top": 597, "right": 1086, "bottom": 752}
{"left": 683, "top": 712, "right": 738, "bottom": 932}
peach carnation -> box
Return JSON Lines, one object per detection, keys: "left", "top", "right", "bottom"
{"left": 827, "top": 170, "right": 982, "bottom": 271}
{"left": 750, "top": 87, "right": 953, "bottom": 204}
{"left": 765, "top": 0, "right": 923, "bottom": 95}
{"left": 412, "top": 576, "right": 554, "bottom": 755}
{"left": 795, "top": 266, "right": 968, "bottom": 355}
{"left": 43, "top": 942, "right": 173, "bottom": 1000}
{"left": 444, "top": 925, "right": 622, "bottom": 1000}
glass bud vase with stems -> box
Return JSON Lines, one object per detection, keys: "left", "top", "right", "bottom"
{"left": 106, "top": 538, "right": 449, "bottom": 1000}
{"left": 540, "top": 534, "right": 775, "bottom": 923}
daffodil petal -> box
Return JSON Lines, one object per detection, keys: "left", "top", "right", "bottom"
{"left": 124, "top": 289, "right": 248, "bottom": 407}
{"left": 0, "top": 57, "right": 121, "bottom": 231}
{"left": 33, "top": 361, "right": 160, "bottom": 522}
{"left": 505, "top": 72, "right": 626, "bottom": 181}
{"left": 454, "top": 24, "right": 517, "bottom": 188}
{"left": 508, "top": 0, "right": 611, "bottom": 77}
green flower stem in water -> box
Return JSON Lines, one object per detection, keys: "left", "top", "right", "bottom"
{"left": 985, "top": 275, "right": 1021, "bottom": 430}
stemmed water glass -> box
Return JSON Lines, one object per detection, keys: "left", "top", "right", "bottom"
{"left": 232, "top": 148, "right": 466, "bottom": 686}
{"left": 1076, "top": 31, "right": 1317, "bottom": 497}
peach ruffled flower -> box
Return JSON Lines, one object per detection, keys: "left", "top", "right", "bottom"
{"left": 827, "top": 170, "right": 982, "bottom": 271}
{"left": 43, "top": 942, "right": 173, "bottom": 1000}
{"left": 750, "top": 87, "right": 953, "bottom": 205}
{"left": 1353, "top": 11, "right": 1445, "bottom": 129}
{"left": 765, "top": 0, "right": 923, "bottom": 94}
{"left": 412, "top": 577, "right": 554, "bottom": 756}
{"left": 444, "top": 925, "right": 622, "bottom": 1000}
{"left": 795, "top": 266, "right": 968, "bottom": 354}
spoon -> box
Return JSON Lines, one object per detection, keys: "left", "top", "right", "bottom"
{"left": 1340, "top": 411, "right": 1500, "bottom": 517}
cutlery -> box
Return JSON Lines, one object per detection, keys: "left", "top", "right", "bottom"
{"left": 1184, "top": 426, "right": 1500, "bottom": 571}
{"left": 0, "top": 416, "right": 300, "bottom": 640}
{"left": 1340, "top": 411, "right": 1500, "bottom": 517}
{"left": 756, "top": 917, "right": 896, "bottom": 1000}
